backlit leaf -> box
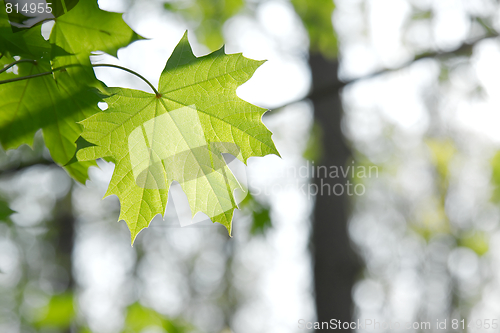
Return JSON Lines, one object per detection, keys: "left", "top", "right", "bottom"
{"left": 0, "top": 0, "right": 141, "bottom": 182}
{"left": 76, "top": 32, "right": 279, "bottom": 243}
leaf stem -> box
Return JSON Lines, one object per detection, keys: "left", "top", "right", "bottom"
{"left": 92, "top": 64, "right": 160, "bottom": 96}
{"left": 0, "top": 62, "right": 161, "bottom": 96}
{"left": 0, "top": 70, "right": 53, "bottom": 84}
{"left": 0, "top": 59, "right": 38, "bottom": 74}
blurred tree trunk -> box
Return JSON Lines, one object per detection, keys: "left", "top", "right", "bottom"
{"left": 53, "top": 187, "right": 75, "bottom": 289}
{"left": 50, "top": 185, "right": 75, "bottom": 333}
{"left": 308, "top": 52, "right": 359, "bottom": 330}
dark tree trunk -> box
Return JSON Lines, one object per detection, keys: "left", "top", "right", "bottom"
{"left": 53, "top": 188, "right": 75, "bottom": 289}
{"left": 308, "top": 52, "right": 359, "bottom": 330}
{"left": 50, "top": 185, "right": 76, "bottom": 333}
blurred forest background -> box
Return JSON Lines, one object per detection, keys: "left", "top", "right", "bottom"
{"left": 2, "top": 0, "right": 500, "bottom": 332}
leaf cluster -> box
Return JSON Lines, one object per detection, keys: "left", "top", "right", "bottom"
{"left": 0, "top": 0, "right": 278, "bottom": 243}
{"left": 0, "top": 0, "right": 140, "bottom": 182}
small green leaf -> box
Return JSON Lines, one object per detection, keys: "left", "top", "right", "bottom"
{"left": 50, "top": 0, "right": 142, "bottom": 58}
{"left": 33, "top": 293, "right": 75, "bottom": 329}
{"left": 50, "top": 0, "right": 143, "bottom": 85}
{"left": 0, "top": 199, "right": 14, "bottom": 221}
{"left": 77, "top": 32, "right": 279, "bottom": 243}
{"left": 251, "top": 207, "right": 272, "bottom": 235}
{"left": 459, "top": 231, "right": 489, "bottom": 256}
{"left": 240, "top": 193, "right": 272, "bottom": 236}
{"left": 124, "top": 303, "right": 191, "bottom": 333}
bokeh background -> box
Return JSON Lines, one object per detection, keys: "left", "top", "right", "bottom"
{"left": 2, "top": 0, "right": 500, "bottom": 332}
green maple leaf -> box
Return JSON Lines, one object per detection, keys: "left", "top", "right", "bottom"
{"left": 51, "top": 0, "right": 141, "bottom": 58}
{"left": 76, "top": 32, "right": 279, "bottom": 243}
{"left": 0, "top": 21, "right": 49, "bottom": 59}
{"left": 0, "top": 23, "right": 98, "bottom": 182}
{"left": 50, "top": 0, "right": 143, "bottom": 86}
{"left": 0, "top": 0, "right": 141, "bottom": 182}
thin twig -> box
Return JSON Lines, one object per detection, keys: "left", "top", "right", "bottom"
{"left": 265, "top": 32, "right": 499, "bottom": 112}
{"left": 92, "top": 64, "right": 160, "bottom": 96}
{"left": 0, "top": 59, "right": 37, "bottom": 74}
{"left": 0, "top": 70, "right": 53, "bottom": 84}
{"left": 0, "top": 157, "right": 56, "bottom": 176}
{"left": 0, "top": 62, "right": 161, "bottom": 95}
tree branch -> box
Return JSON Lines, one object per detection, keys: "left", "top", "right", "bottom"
{"left": 0, "top": 63, "right": 161, "bottom": 96}
{"left": 265, "top": 32, "right": 499, "bottom": 112}
{"left": 0, "top": 59, "right": 37, "bottom": 74}
{"left": 0, "top": 157, "right": 56, "bottom": 176}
